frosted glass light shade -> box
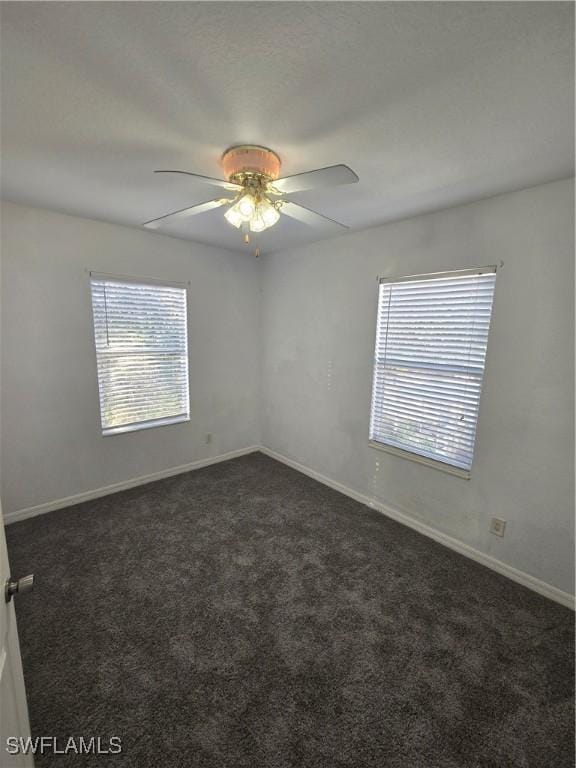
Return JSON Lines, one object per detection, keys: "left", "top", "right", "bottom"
{"left": 237, "top": 195, "right": 256, "bottom": 219}
{"left": 262, "top": 203, "right": 280, "bottom": 227}
{"left": 224, "top": 205, "right": 243, "bottom": 228}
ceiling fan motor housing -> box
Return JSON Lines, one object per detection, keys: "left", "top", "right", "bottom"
{"left": 221, "top": 145, "right": 281, "bottom": 182}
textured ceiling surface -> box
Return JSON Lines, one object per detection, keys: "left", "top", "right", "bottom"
{"left": 1, "top": 2, "right": 573, "bottom": 253}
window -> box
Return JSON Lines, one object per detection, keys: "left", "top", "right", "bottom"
{"left": 90, "top": 275, "right": 190, "bottom": 435}
{"left": 369, "top": 267, "right": 497, "bottom": 477}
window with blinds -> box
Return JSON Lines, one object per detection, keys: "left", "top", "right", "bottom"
{"left": 369, "top": 267, "right": 497, "bottom": 476}
{"left": 90, "top": 276, "right": 190, "bottom": 435}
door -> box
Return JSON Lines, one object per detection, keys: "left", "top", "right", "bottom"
{"left": 0, "top": 499, "right": 34, "bottom": 767}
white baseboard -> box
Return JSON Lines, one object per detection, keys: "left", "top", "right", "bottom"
{"left": 4, "top": 446, "right": 260, "bottom": 526}
{"left": 259, "top": 446, "right": 575, "bottom": 610}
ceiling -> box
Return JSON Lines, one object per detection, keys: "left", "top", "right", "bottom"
{"left": 1, "top": 2, "right": 573, "bottom": 254}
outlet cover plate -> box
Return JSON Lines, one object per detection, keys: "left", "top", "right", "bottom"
{"left": 490, "top": 517, "right": 507, "bottom": 537}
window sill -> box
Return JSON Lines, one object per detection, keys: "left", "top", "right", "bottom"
{"left": 102, "top": 414, "right": 190, "bottom": 437}
{"left": 368, "top": 440, "right": 471, "bottom": 479}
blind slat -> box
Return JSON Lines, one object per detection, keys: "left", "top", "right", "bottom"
{"left": 91, "top": 279, "right": 190, "bottom": 432}
{"left": 370, "top": 270, "right": 496, "bottom": 471}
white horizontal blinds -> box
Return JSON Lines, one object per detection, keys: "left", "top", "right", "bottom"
{"left": 370, "top": 268, "right": 496, "bottom": 471}
{"left": 91, "top": 278, "right": 189, "bottom": 433}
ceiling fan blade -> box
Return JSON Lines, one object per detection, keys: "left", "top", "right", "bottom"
{"left": 269, "top": 164, "right": 358, "bottom": 195}
{"left": 143, "top": 198, "right": 230, "bottom": 229}
{"left": 280, "top": 201, "right": 349, "bottom": 233}
{"left": 154, "top": 170, "right": 241, "bottom": 192}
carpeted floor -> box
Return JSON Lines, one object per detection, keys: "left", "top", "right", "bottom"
{"left": 5, "top": 452, "right": 575, "bottom": 767}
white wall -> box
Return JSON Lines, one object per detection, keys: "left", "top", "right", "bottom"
{"left": 2, "top": 181, "right": 573, "bottom": 598}
{"left": 261, "top": 179, "right": 574, "bottom": 596}
{"left": 0, "top": 202, "right": 260, "bottom": 513}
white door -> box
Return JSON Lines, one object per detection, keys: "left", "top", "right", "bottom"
{"left": 0, "top": 500, "right": 34, "bottom": 767}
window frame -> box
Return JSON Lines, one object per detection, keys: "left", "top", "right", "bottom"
{"left": 89, "top": 271, "right": 191, "bottom": 437}
{"left": 368, "top": 265, "right": 497, "bottom": 479}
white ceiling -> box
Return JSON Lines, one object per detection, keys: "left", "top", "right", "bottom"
{"left": 1, "top": 2, "right": 573, "bottom": 254}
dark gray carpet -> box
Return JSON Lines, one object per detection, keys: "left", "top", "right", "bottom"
{"left": 5, "top": 452, "right": 575, "bottom": 767}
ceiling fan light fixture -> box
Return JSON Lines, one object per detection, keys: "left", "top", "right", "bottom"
{"left": 147, "top": 146, "right": 357, "bottom": 253}
{"left": 225, "top": 192, "right": 281, "bottom": 234}
{"left": 220, "top": 146, "right": 283, "bottom": 238}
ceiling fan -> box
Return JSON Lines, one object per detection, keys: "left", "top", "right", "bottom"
{"left": 143, "top": 145, "right": 359, "bottom": 255}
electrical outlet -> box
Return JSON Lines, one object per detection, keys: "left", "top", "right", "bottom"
{"left": 489, "top": 517, "right": 506, "bottom": 537}
{"left": 205, "top": 433, "right": 212, "bottom": 445}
